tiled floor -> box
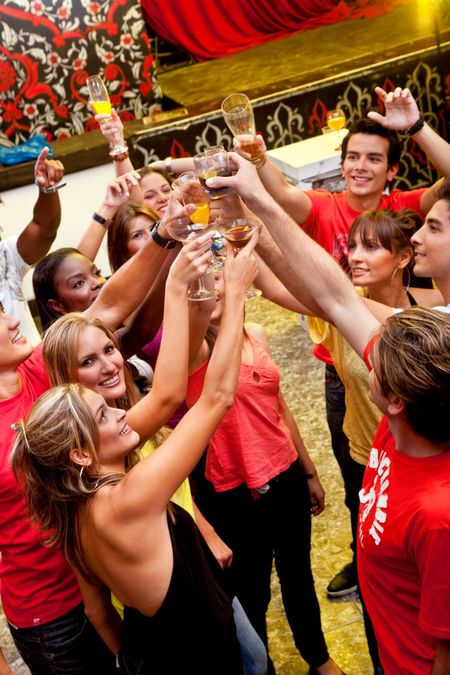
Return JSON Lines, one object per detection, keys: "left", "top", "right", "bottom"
{"left": 0, "top": 298, "right": 372, "bottom": 674}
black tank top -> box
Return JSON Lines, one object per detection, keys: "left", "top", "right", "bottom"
{"left": 406, "top": 290, "right": 418, "bottom": 306}
{"left": 120, "top": 503, "right": 243, "bottom": 674}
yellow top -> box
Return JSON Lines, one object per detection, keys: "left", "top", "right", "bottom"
{"left": 308, "top": 289, "right": 381, "bottom": 466}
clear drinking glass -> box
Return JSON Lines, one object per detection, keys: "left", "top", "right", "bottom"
{"left": 221, "top": 93, "right": 263, "bottom": 165}
{"left": 172, "top": 171, "right": 211, "bottom": 224}
{"left": 193, "top": 146, "right": 232, "bottom": 200}
{"left": 87, "top": 74, "right": 124, "bottom": 158}
{"left": 326, "top": 109, "right": 346, "bottom": 149}
{"left": 166, "top": 217, "right": 218, "bottom": 301}
{"left": 216, "top": 217, "right": 261, "bottom": 299}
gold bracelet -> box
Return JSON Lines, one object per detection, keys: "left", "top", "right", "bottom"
{"left": 253, "top": 153, "right": 267, "bottom": 170}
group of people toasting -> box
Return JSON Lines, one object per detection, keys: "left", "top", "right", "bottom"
{"left": 0, "top": 82, "right": 449, "bottom": 675}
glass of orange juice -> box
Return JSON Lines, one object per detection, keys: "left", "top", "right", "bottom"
{"left": 87, "top": 75, "right": 112, "bottom": 117}
{"left": 326, "top": 109, "right": 346, "bottom": 149}
{"left": 172, "top": 171, "right": 211, "bottom": 224}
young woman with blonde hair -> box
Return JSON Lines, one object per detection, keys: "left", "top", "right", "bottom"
{"left": 11, "top": 240, "right": 258, "bottom": 674}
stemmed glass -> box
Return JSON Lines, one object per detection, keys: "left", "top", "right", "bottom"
{"left": 326, "top": 109, "right": 346, "bottom": 150}
{"left": 166, "top": 217, "right": 218, "bottom": 302}
{"left": 87, "top": 74, "right": 125, "bottom": 158}
{"left": 172, "top": 171, "right": 211, "bottom": 225}
{"left": 172, "top": 172, "right": 226, "bottom": 271}
{"left": 216, "top": 217, "right": 261, "bottom": 299}
{"left": 193, "top": 146, "right": 232, "bottom": 200}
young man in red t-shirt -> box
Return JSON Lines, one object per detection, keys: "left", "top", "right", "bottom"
{"left": 207, "top": 162, "right": 450, "bottom": 673}
{"left": 244, "top": 87, "right": 446, "bottom": 602}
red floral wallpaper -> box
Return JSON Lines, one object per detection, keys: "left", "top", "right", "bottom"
{"left": 0, "top": 0, "right": 158, "bottom": 147}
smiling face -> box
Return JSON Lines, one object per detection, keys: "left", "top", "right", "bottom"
{"left": 348, "top": 228, "right": 411, "bottom": 288}
{"left": 140, "top": 172, "right": 171, "bottom": 216}
{"left": 0, "top": 308, "right": 33, "bottom": 370}
{"left": 341, "top": 133, "right": 398, "bottom": 200}
{"left": 48, "top": 253, "right": 106, "bottom": 315}
{"left": 125, "top": 214, "right": 154, "bottom": 257}
{"left": 82, "top": 388, "right": 140, "bottom": 473}
{"left": 76, "top": 326, "right": 126, "bottom": 402}
{"left": 410, "top": 199, "right": 450, "bottom": 284}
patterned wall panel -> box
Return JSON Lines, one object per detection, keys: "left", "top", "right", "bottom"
{"left": 0, "top": 0, "right": 158, "bottom": 147}
{"left": 130, "top": 47, "right": 449, "bottom": 191}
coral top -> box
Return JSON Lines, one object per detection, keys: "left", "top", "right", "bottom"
{"left": 186, "top": 336, "right": 297, "bottom": 492}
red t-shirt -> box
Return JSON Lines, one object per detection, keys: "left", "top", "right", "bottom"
{"left": 357, "top": 416, "right": 450, "bottom": 674}
{"left": 302, "top": 188, "right": 426, "bottom": 364}
{"left": 186, "top": 336, "right": 297, "bottom": 491}
{"left": 0, "top": 345, "right": 81, "bottom": 628}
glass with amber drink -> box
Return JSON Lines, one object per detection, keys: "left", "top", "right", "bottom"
{"left": 217, "top": 217, "right": 261, "bottom": 299}
{"left": 221, "top": 93, "right": 263, "bottom": 165}
{"left": 193, "top": 146, "right": 232, "bottom": 200}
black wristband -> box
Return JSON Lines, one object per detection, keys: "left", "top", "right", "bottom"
{"left": 92, "top": 211, "right": 112, "bottom": 228}
{"left": 151, "top": 221, "right": 177, "bottom": 249}
{"left": 403, "top": 115, "right": 425, "bottom": 136}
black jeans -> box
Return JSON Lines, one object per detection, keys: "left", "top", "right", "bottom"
{"left": 9, "top": 603, "right": 116, "bottom": 675}
{"left": 194, "top": 461, "right": 329, "bottom": 671}
{"left": 325, "top": 364, "right": 356, "bottom": 556}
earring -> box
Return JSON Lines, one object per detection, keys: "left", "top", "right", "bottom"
{"left": 403, "top": 267, "right": 411, "bottom": 294}
{"left": 79, "top": 465, "right": 85, "bottom": 480}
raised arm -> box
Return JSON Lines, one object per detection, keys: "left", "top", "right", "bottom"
{"left": 124, "top": 232, "right": 214, "bottom": 440}
{"left": 16, "top": 148, "right": 64, "bottom": 264}
{"left": 118, "top": 248, "right": 178, "bottom": 360}
{"left": 368, "top": 86, "right": 449, "bottom": 210}
{"left": 77, "top": 172, "right": 140, "bottom": 261}
{"left": 119, "top": 233, "right": 258, "bottom": 515}
{"left": 84, "top": 191, "right": 186, "bottom": 328}
{"left": 234, "top": 134, "right": 313, "bottom": 224}
{"left": 207, "top": 153, "right": 380, "bottom": 357}
{"left": 255, "top": 253, "right": 321, "bottom": 316}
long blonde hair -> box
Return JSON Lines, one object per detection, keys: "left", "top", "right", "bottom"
{"left": 42, "top": 312, "right": 168, "bottom": 447}
{"left": 10, "top": 384, "right": 126, "bottom": 580}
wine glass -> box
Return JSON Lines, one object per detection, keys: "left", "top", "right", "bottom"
{"left": 193, "top": 146, "right": 232, "bottom": 200}
{"left": 166, "top": 217, "right": 218, "bottom": 302}
{"left": 217, "top": 217, "right": 261, "bottom": 299}
{"left": 87, "top": 74, "right": 124, "bottom": 158}
{"left": 172, "top": 171, "right": 211, "bottom": 225}
{"left": 326, "top": 109, "right": 346, "bottom": 150}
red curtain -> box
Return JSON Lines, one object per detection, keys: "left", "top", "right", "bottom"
{"left": 141, "top": 0, "right": 409, "bottom": 61}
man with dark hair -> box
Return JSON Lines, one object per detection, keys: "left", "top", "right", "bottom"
{"left": 245, "top": 90, "right": 445, "bottom": 601}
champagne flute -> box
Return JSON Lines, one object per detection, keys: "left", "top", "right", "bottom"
{"left": 87, "top": 74, "right": 125, "bottom": 158}
{"left": 326, "top": 109, "right": 346, "bottom": 150}
{"left": 166, "top": 217, "right": 218, "bottom": 302}
{"left": 221, "top": 93, "right": 263, "bottom": 165}
{"left": 217, "top": 218, "right": 261, "bottom": 299}
{"left": 87, "top": 75, "right": 112, "bottom": 116}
